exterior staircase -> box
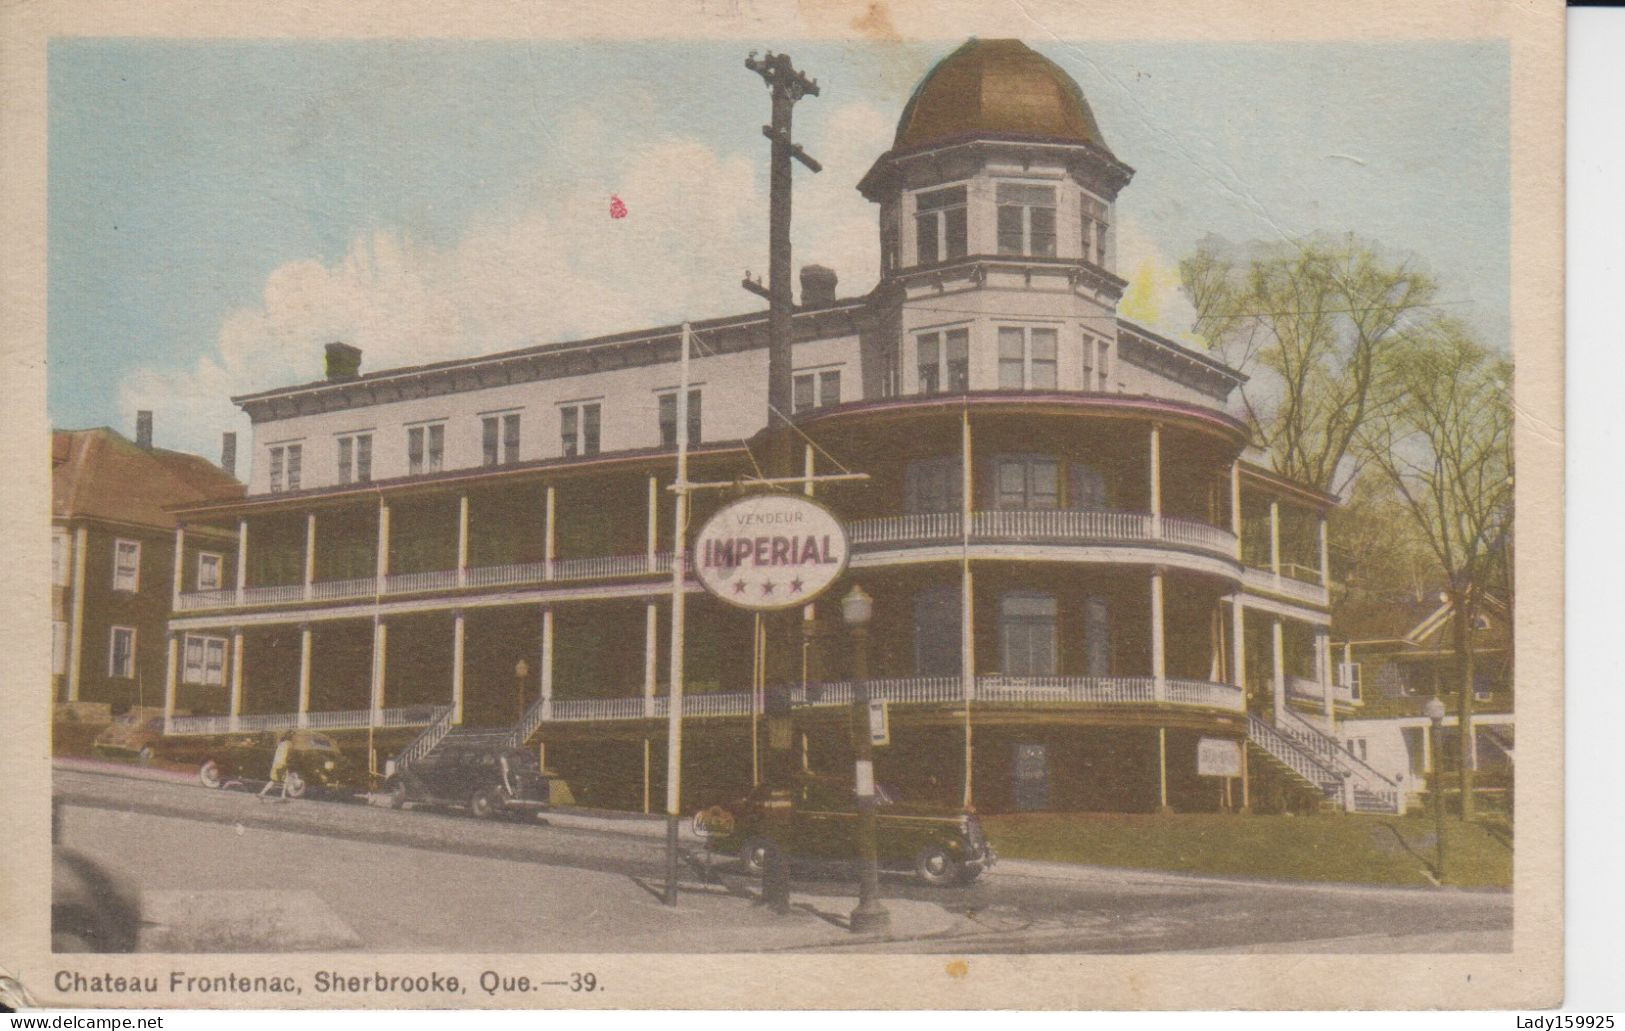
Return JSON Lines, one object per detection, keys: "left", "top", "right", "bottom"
{"left": 389, "top": 704, "right": 543, "bottom": 777}
{"left": 1244, "top": 711, "right": 1403, "bottom": 814}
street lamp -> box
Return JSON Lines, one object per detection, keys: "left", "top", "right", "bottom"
{"left": 515, "top": 658, "right": 530, "bottom": 724}
{"left": 1424, "top": 695, "right": 1447, "bottom": 883}
{"left": 841, "top": 584, "right": 890, "bottom": 935}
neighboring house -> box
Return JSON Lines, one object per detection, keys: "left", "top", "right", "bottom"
{"left": 53, "top": 416, "right": 243, "bottom": 715}
{"left": 161, "top": 38, "right": 1373, "bottom": 815}
{"left": 1335, "top": 594, "right": 1513, "bottom": 803}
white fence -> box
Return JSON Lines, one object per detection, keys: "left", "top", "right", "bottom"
{"left": 165, "top": 705, "right": 440, "bottom": 737}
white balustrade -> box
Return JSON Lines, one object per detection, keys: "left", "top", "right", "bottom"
{"left": 165, "top": 706, "right": 439, "bottom": 736}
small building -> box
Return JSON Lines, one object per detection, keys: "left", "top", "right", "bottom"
{"left": 160, "top": 39, "right": 1391, "bottom": 815}
{"left": 53, "top": 415, "right": 243, "bottom": 715}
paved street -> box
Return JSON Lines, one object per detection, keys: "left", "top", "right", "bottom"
{"left": 53, "top": 762, "right": 1512, "bottom": 954}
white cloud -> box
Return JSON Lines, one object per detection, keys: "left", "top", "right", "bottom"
{"left": 120, "top": 102, "right": 895, "bottom": 460}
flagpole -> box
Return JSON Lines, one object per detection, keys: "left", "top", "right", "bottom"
{"left": 663, "top": 322, "right": 692, "bottom": 906}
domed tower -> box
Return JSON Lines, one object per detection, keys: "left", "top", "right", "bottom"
{"left": 858, "top": 38, "right": 1135, "bottom": 397}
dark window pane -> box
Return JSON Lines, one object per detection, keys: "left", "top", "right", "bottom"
{"left": 502, "top": 415, "right": 520, "bottom": 463}
{"left": 944, "top": 206, "right": 967, "bottom": 259}
{"left": 356, "top": 435, "right": 372, "bottom": 482}
{"left": 483, "top": 417, "right": 499, "bottom": 466}
{"left": 408, "top": 427, "right": 424, "bottom": 475}
{"left": 818, "top": 370, "right": 841, "bottom": 406}
{"left": 1030, "top": 205, "right": 1056, "bottom": 257}
{"left": 997, "top": 205, "right": 1023, "bottom": 254}
{"left": 793, "top": 375, "right": 815, "bottom": 414}
{"left": 915, "top": 214, "right": 939, "bottom": 265}
{"left": 584, "top": 404, "right": 601, "bottom": 455}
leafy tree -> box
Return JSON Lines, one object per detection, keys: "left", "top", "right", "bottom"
{"left": 1181, "top": 234, "right": 1439, "bottom": 494}
{"left": 1357, "top": 321, "right": 1512, "bottom": 820}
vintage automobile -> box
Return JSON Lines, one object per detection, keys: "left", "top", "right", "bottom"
{"left": 91, "top": 710, "right": 166, "bottom": 763}
{"left": 697, "top": 773, "right": 996, "bottom": 886}
{"left": 195, "top": 729, "right": 369, "bottom": 799}
{"left": 381, "top": 744, "right": 551, "bottom": 819}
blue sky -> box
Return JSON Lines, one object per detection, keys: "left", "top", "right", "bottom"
{"left": 47, "top": 38, "right": 1509, "bottom": 456}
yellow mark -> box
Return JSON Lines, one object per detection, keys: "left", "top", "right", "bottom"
{"left": 1119, "top": 259, "right": 1164, "bottom": 326}
{"left": 945, "top": 959, "right": 969, "bottom": 979}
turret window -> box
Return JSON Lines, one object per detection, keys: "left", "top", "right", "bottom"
{"left": 997, "top": 326, "right": 1058, "bottom": 390}
{"left": 407, "top": 423, "right": 444, "bottom": 476}
{"left": 917, "top": 328, "right": 969, "bottom": 394}
{"left": 914, "top": 186, "right": 967, "bottom": 265}
{"left": 996, "top": 183, "right": 1056, "bottom": 257}
{"left": 1082, "top": 192, "right": 1112, "bottom": 267}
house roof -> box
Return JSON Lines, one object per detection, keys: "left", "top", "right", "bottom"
{"left": 52, "top": 427, "right": 244, "bottom": 531}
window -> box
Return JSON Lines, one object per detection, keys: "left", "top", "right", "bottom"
{"left": 658, "top": 390, "right": 703, "bottom": 447}
{"left": 793, "top": 370, "right": 842, "bottom": 413}
{"left": 112, "top": 539, "right": 141, "bottom": 592}
{"left": 561, "top": 403, "right": 601, "bottom": 458}
{"left": 1081, "top": 192, "right": 1112, "bottom": 267}
{"left": 482, "top": 413, "right": 521, "bottom": 466}
{"left": 52, "top": 529, "right": 70, "bottom": 586}
{"left": 1000, "top": 593, "right": 1057, "bottom": 676}
{"left": 52, "top": 620, "right": 67, "bottom": 676}
{"left": 1345, "top": 738, "right": 1369, "bottom": 762}
{"left": 1069, "top": 464, "right": 1108, "bottom": 509}
{"left": 998, "top": 327, "right": 1058, "bottom": 390}
{"left": 196, "top": 552, "right": 223, "bottom": 591}
{"left": 108, "top": 626, "right": 135, "bottom": 679}
{"left": 182, "top": 633, "right": 227, "bottom": 686}
{"left": 904, "top": 456, "right": 963, "bottom": 514}
{"left": 996, "top": 183, "right": 1057, "bottom": 257}
{"left": 407, "top": 423, "right": 445, "bottom": 476}
{"left": 337, "top": 433, "right": 372, "bottom": 485}
{"left": 913, "top": 587, "right": 962, "bottom": 677}
{"left": 268, "top": 443, "right": 302, "bottom": 493}
{"left": 914, "top": 185, "right": 967, "bottom": 265}
{"left": 917, "top": 328, "right": 969, "bottom": 395}
{"left": 995, "top": 455, "right": 1060, "bottom": 509}
{"left": 1084, "top": 595, "right": 1111, "bottom": 676}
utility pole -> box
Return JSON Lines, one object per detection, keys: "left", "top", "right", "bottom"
{"left": 743, "top": 48, "right": 819, "bottom": 915}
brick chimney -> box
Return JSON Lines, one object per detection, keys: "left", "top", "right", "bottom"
{"left": 135, "top": 410, "right": 153, "bottom": 449}
{"left": 221, "top": 432, "right": 237, "bottom": 478}
{"left": 799, "top": 265, "right": 837, "bottom": 307}
{"left": 325, "top": 342, "right": 362, "bottom": 381}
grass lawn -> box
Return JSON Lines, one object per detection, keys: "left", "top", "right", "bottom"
{"left": 980, "top": 811, "right": 1512, "bottom": 889}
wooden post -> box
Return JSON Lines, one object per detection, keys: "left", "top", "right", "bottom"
{"left": 66, "top": 527, "right": 89, "bottom": 702}
{"left": 1271, "top": 618, "right": 1286, "bottom": 723}
{"left": 1150, "top": 568, "right": 1166, "bottom": 702}
{"left": 229, "top": 629, "right": 245, "bottom": 725}
{"left": 1157, "top": 727, "right": 1170, "bottom": 813}
{"left": 456, "top": 494, "right": 469, "bottom": 586}
{"left": 1230, "top": 461, "right": 1243, "bottom": 561}
{"left": 1149, "top": 423, "right": 1163, "bottom": 537}
{"left": 304, "top": 513, "right": 317, "bottom": 598}
{"left": 451, "top": 611, "right": 466, "bottom": 724}
{"left": 643, "top": 738, "right": 652, "bottom": 815}
{"left": 297, "top": 625, "right": 312, "bottom": 726}
{"left": 171, "top": 526, "right": 186, "bottom": 609}
{"left": 544, "top": 486, "right": 556, "bottom": 580}
{"left": 1268, "top": 499, "right": 1281, "bottom": 577}
{"left": 162, "top": 634, "right": 179, "bottom": 728}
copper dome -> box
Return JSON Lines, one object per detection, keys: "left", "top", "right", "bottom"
{"left": 894, "top": 38, "right": 1108, "bottom": 153}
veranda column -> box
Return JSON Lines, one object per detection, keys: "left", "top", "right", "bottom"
{"left": 544, "top": 486, "right": 557, "bottom": 580}
{"left": 960, "top": 410, "right": 976, "bottom": 809}
{"left": 1268, "top": 499, "right": 1282, "bottom": 578}
{"left": 1149, "top": 423, "right": 1163, "bottom": 538}
{"left": 1230, "top": 461, "right": 1243, "bottom": 561}
{"left": 1271, "top": 617, "right": 1286, "bottom": 723}
{"left": 1150, "top": 567, "right": 1167, "bottom": 702}
{"left": 370, "top": 620, "right": 388, "bottom": 719}
{"left": 646, "top": 476, "right": 659, "bottom": 572}
{"left": 1157, "top": 727, "right": 1170, "bottom": 812}
{"left": 1318, "top": 626, "right": 1334, "bottom": 730}
{"left": 304, "top": 513, "right": 317, "bottom": 599}
{"left": 171, "top": 525, "right": 186, "bottom": 610}
{"left": 1317, "top": 513, "right": 1330, "bottom": 587}
{"left": 66, "top": 527, "right": 89, "bottom": 702}
{"left": 540, "top": 606, "right": 555, "bottom": 716}
{"left": 297, "top": 624, "right": 313, "bottom": 727}
{"left": 1230, "top": 595, "right": 1247, "bottom": 703}
{"left": 456, "top": 494, "right": 469, "bottom": 586}
{"left": 451, "top": 610, "right": 465, "bottom": 724}
{"left": 644, "top": 601, "right": 659, "bottom": 717}
{"left": 377, "top": 500, "right": 392, "bottom": 587}
{"left": 163, "top": 633, "right": 179, "bottom": 729}
{"left": 229, "top": 628, "right": 245, "bottom": 727}
{"left": 235, "top": 519, "right": 249, "bottom": 596}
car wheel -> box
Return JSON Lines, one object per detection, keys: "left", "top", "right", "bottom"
{"left": 914, "top": 844, "right": 963, "bottom": 887}
{"left": 283, "top": 770, "right": 307, "bottom": 799}
{"left": 739, "top": 837, "right": 775, "bottom": 876}
{"left": 136, "top": 745, "right": 154, "bottom": 764}
{"left": 198, "top": 760, "right": 223, "bottom": 789}
{"left": 469, "top": 789, "right": 499, "bottom": 819}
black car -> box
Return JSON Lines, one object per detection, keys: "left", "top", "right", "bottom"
{"left": 382, "top": 745, "right": 551, "bottom": 819}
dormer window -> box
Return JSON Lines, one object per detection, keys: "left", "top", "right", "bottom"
{"left": 915, "top": 186, "right": 967, "bottom": 265}
{"left": 996, "top": 183, "right": 1056, "bottom": 257}
{"left": 1081, "top": 192, "right": 1112, "bottom": 267}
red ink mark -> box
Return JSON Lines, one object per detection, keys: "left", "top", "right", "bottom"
{"left": 609, "top": 195, "right": 628, "bottom": 219}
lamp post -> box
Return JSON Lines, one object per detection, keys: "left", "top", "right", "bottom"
{"left": 515, "top": 658, "right": 530, "bottom": 724}
{"left": 1424, "top": 696, "right": 1447, "bottom": 883}
{"left": 841, "top": 584, "right": 890, "bottom": 935}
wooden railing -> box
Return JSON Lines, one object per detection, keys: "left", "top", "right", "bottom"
{"left": 1241, "top": 566, "right": 1329, "bottom": 606}
{"left": 165, "top": 705, "right": 441, "bottom": 737}
{"left": 391, "top": 706, "right": 456, "bottom": 770}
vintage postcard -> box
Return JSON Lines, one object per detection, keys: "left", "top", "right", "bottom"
{"left": 0, "top": 0, "right": 1563, "bottom": 1011}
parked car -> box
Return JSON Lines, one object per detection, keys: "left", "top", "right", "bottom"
{"left": 697, "top": 773, "right": 996, "bottom": 886}
{"left": 91, "top": 710, "right": 166, "bottom": 763}
{"left": 196, "top": 729, "right": 369, "bottom": 799}
{"left": 382, "top": 744, "right": 551, "bottom": 819}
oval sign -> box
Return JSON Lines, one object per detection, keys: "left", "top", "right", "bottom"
{"left": 693, "top": 493, "right": 849, "bottom": 611}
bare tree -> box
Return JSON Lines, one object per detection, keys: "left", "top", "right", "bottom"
{"left": 1357, "top": 320, "right": 1512, "bottom": 821}
{"left": 1182, "top": 234, "right": 1439, "bottom": 495}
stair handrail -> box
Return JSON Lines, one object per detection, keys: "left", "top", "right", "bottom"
{"left": 1278, "top": 707, "right": 1401, "bottom": 790}
{"left": 509, "top": 693, "right": 551, "bottom": 749}
{"left": 392, "top": 705, "right": 455, "bottom": 773}
{"left": 1246, "top": 714, "right": 1340, "bottom": 789}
